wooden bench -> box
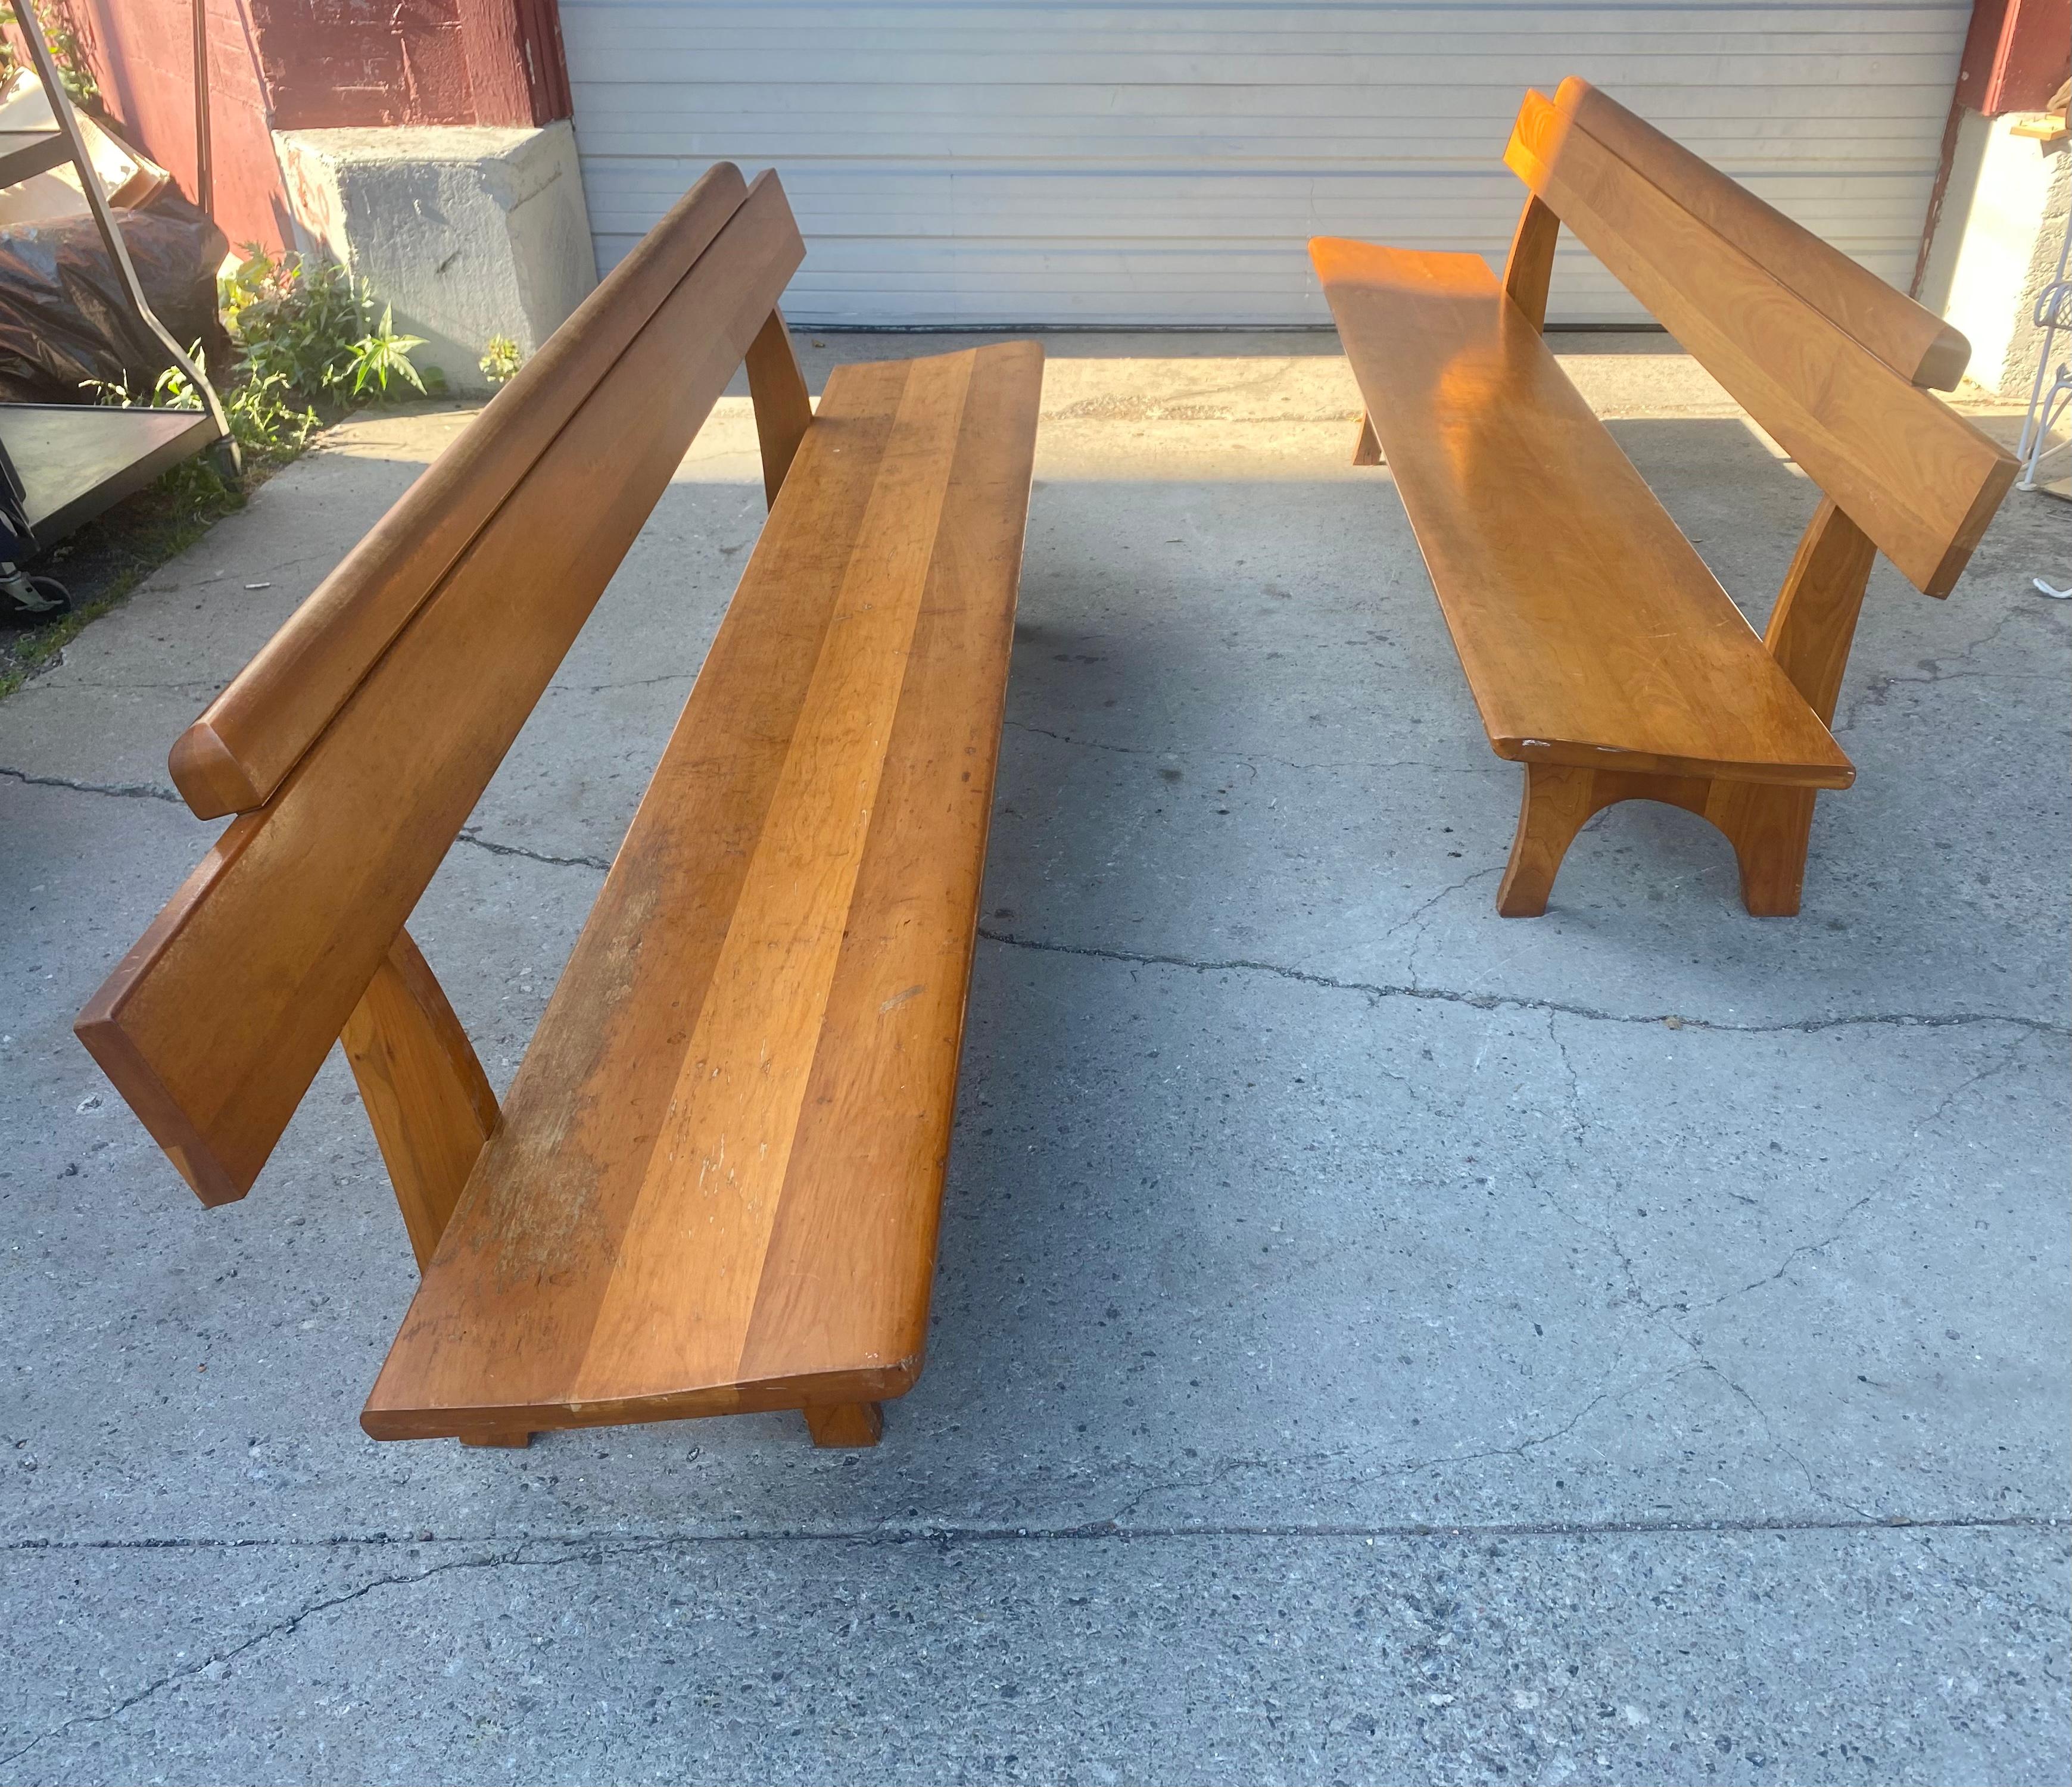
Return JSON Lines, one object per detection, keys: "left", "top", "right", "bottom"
{"left": 1313, "top": 78, "right": 2018, "bottom": 917}
{"left": 75, "top": 164, "right": 1043, "bottom": 1451}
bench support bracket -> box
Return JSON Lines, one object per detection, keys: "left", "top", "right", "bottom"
{"left": 744, "top": 306, "right": 814, "bottom": 507}
{"left": 1763, "top": 498, "right": 1878, "bottom": 725}
{"left": 341, "top": 929, "right": 500, "bottom": 1270}
{"left": 1503, "top": 194, "right": 1562, "bottom": 330}
{"left": 803, "top": 1402, "right": 884, "bottom": 1448}
{"left": 1499, "top": 765, "right": 1820, "bottom": 919}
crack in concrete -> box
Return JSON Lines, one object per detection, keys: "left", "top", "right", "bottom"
{"left": 0, "top": 769, "right": 624, "bottom": 886}
{"left": 1, "top": 767, "right": 624, "bottom": 882}
{"left": 1515, "top": 1015, "right": 1889, "bottom": 1520}
{"left": 1001, "top": 719, "right": 1482, "bottom": 780}
{"left": 1919, "top": 1030, "right": 2042, "bottom": 1133}
{"left": 456, "top": 828, "right": 612, "bottom": 872}
{"left": 0, "top": 766, "right": 182, "bottom": 806}
{"left": 1399, "top": 864, "right": 1504, "bottom": 985}
{"left": 547, "top": 670, "right": 700, "bottom": 696}
{"left": 6, "top": 676, "right": 226, "bottom": 695}
{"left": 974, "top": 926, "right": 2070, "bottom": 1040}
{"left": 1838, "top": 607, "right": 2066, "bottom": 734}
{"left": 7, "top": 1511, "right": 2054, "bottom": 1559}
{"left": 0, "top": 1539, "right": 666, "bottom": 1770}
{"left": 1672, "top": 1343, "right": 1842, "bottom": 1512}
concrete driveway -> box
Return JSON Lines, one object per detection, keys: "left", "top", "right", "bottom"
{"left": 2, "top": 332, "right": 2066, "bottom": 1785}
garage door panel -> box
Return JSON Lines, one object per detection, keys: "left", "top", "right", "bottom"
{"left": 560, "top": 2, "right": 1967, "bottom": 325}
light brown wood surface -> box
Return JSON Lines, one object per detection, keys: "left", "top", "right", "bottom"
{"left": 76, "top": 171, "right": 805, "bottom": 1206}
{"left": 1309, "top": 233, "right": 1855, "bottom": 791}
{"left": 805, "top": 1403, "right": 886, "bottom": 1448}
{"left": 1502, "top": 193, "right": 1560, "bottom": 330}
{"left": 1762, "top": 499, "right": 1878, "bottom": 727}
{"left": 1506, "top": 83, "right": 2014, "bottom": 597}
{"left": 359, "top": 343, "right": 1042, "bottom": 1439}
{"left": 340, "top": 930, "right": 500, "bottom": 1270}
{"left": 1498, "top": 765, "right": 1818, "bottom": 918}
{"left": 168, "top": 161, "right": 767, "bottom": 819}
{"left": 744, "top": 305, "right": 815, "bottom": 505}
{"left": 1553, "top": 79, "right": 1971, "bottom": 390}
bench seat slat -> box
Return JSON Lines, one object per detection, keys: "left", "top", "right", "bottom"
{"left": 1313, "top": 236, "right": 1855, "bottom": 791}
{"left": 361, "top": 341, "right": 1043, "bottom": 1439}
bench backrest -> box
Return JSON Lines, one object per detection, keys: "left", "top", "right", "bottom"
{"left": 1504, "top": 78, "right": 2014, "bottom": 598}
{"left": 77, "top": 163, "right": 811, "bottom": 1206}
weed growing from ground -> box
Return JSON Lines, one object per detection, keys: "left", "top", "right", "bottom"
{"left": 479, "top": 333, "right": 524, "bottom": 385}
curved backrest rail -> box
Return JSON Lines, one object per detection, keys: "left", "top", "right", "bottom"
{"left": 1506, "top": 82, "right": 2016, "bottom": 597}
{"left": 169, "top": 161, "right": 757, "bottom": 819}
{"left": 77, "top": 170, "right": 806, "bottom": 1206}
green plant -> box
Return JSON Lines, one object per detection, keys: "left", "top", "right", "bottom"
{"left": 88, "top": 347, "right": 317, "bottom": 464}
{"left": 479, "top": 333, "right": 523, "bottom": 386}
{"left": 222, "top": 249, "right": 426, "bottom": 407}
{"left": 1, "top": 2, "right": 101, "bottom": 107}
{"left": 351, "top": 304, "right": 428, "bottom": 398}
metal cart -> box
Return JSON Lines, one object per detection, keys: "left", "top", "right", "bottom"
{"left": 0, "top": 0, "right": 232, "bottom": 619}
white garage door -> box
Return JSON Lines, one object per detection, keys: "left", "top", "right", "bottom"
{"left": 559, "top": 2, "right": 1969, "bottom": 326}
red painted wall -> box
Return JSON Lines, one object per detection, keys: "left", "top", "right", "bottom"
{"left": 57, "top": 0, "right": 569, "bottom": 255}
{"left": 1956, "top": 0, "right": 2071, "bottom": 114}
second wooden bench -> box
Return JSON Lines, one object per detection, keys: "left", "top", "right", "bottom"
{"left": 1314, "top": 78, "right": 2017, "bottom": 918}
{"left": 77, "top": 164, "right": 1043, "bottom": 1451}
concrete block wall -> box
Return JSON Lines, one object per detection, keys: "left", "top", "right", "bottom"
{"left": 278, "top": 120, "right": 597, "bottom": 394}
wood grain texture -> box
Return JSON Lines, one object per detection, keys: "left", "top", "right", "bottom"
{"left": 76, "top": 173, "right": 806, "bottom": 1206}
{"left": 167, "top": 162, "right": 759, "bottom": 819}
{"left": 1308, "top": 233, "right": 1855, "bottom": 791}
{"left": 804, "top": 1402, "right": 884, "bottom": 1448}
{"left": 1502, "top": 193, "right": 1560, "bottom": 330}
{"left": 359, "top": 342, "right": 1044, "bottom": 1440}
{"left": 1505, "top": 85, "right": 2015, "bottom": 597}
{"left": 341, "top": 930, "right": 500, "bottom": 1271}
{"left": 745, "top": 305, "right": 815, "bottom": 506}
{"left": 1763, "top": 499, "right": 1878, "bottom": 726}
{"left": 1551, "top": 79, "right": 1973, "bottom": 391}
{"left": 1497, "top": 765, "right": 1818, "bottom": 918}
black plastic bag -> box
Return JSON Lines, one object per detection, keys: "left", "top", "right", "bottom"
{"left": 0, "top": 189, "right": 229, "bottom": 404}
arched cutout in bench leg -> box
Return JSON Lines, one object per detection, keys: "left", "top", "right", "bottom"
{"left": 1500, "top": 764, "right": 1816, "bottom": 917}
{"left": 460, "top": 1432, "right": 533, "bottom": 1449}
{"left": 803, "top": 1402, "right": 884, "bottom": 1449}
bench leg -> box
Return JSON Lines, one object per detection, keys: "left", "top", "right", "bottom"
{"left": 1706, "top": 781, "right": 1817, "bottom": 918}
{"left": 1497, "top": 765, "right": 1601, "bottom": 916}
{"left": 1351, "top": 413, "right": 1382, "bottom": 465}
{"left": 803, "top": 1402, "right": 884, "bottom": 1449}
{"left": 1499, "top": 765, "right": 1817, "bottom": 918}
{"left": 460, "top": 1432, "right": 533, "bottom": 1449}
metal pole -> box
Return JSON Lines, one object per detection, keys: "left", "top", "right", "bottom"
{"left": 192, "top": 0, "right": 213, "bottom": 218}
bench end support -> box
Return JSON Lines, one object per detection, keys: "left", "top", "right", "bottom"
{"left": 803, "top": 1401, "right": 884, "bottom": 1448}
{"left": 1499, "top": 763, "right": 1819, "bottom": 918}
{"left": 1498, "top": 763, "right": 1599, "bottom": 916}
{"left": 341, "top": 929, "right": 500, "bottom": 1271}
{"left": 745, "top": 307, "right": 814, "bottom": 507}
